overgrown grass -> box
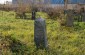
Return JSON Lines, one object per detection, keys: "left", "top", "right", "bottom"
{"left": 0, "top": 11, "right": 85, "bottom": 55}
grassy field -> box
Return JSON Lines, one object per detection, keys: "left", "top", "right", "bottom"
{"left": 0, "top": 11, "right": 85, "bottom": 55}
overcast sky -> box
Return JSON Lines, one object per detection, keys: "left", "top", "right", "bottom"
{"left": 0, "top": 0, "right": 12, "bottom": 4}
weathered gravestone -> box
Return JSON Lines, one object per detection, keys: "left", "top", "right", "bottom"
{"left": 66, "top": 10, "right": 74, "bottom": 27}
{"left": 81, "top": 12, "right": 85, "bottom": 22}
{"left": 73, "top": 13, "right": 82, "bottom": 22}
{"left": 77, "top": 13, "right": 82, "bottom": 22}
{"left": 80, "top": 7, "right": 85, "bottom": 22}
{"left": 34, "top": 18, "right": 48, "bottom": 49}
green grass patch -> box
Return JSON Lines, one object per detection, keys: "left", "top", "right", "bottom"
{"left": 0, "top": 11, "right": 85, "bottom": 55}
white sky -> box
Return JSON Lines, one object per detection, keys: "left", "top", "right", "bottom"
{"left": 0, "top": 0, "right": 12, "bottom": 4}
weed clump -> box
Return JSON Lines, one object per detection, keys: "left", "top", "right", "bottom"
{"left": 0, "top": 35, "right": 29, "bottom": 55}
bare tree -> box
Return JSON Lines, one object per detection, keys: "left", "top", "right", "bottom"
{"left": 64, "top": 0, "right": 68, "bottom": 10}
{"left": 15, "top": 0, "right": 32, "bottom": 19}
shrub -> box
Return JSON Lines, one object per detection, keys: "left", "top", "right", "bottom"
{"left": 74, "top": 22, "right": 85, "bottom": 31}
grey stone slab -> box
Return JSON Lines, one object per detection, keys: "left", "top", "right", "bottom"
{"left": 34, "top": 18, "right": 48, "bottom": 49}
{"left": 81, "top": 12, "right": 85, "bottom": 22}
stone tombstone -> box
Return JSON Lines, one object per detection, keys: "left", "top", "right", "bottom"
{"left": 34, "top": 18, "right": 48, "bottom": 49}
{"left": 77, "top": 13, "right": 82, "bottom": 22}
{"left": 81, "top": 12, "right": 85, "bottom": 22}
{"left": 32, "top": 10, "right": 36, "bottom": 20}
{"left": 66, "top": 10, "right": 74, "bottom": 27}
{"left": 74, "top": 13, "right": 81, "bottom": 22}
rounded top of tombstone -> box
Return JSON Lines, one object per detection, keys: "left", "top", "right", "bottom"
{"left": 35, "top": 18, "right": 45, "bottom": 21}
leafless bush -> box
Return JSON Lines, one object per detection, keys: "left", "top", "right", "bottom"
{"left": 42, "top": 6, "right": 64, "bottom": 20}
{"left": 15, "top": 4, "right": 31, "bottom": 19}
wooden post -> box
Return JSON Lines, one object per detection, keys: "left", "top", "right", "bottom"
{"left": 32, "top": 10, "right": 36, "bottom": 20}
{"left": 66, "top": 10, "right": 74, "bottom": 27}
{"left": 64, "top": 0, "right": 68, "bottom": 10}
